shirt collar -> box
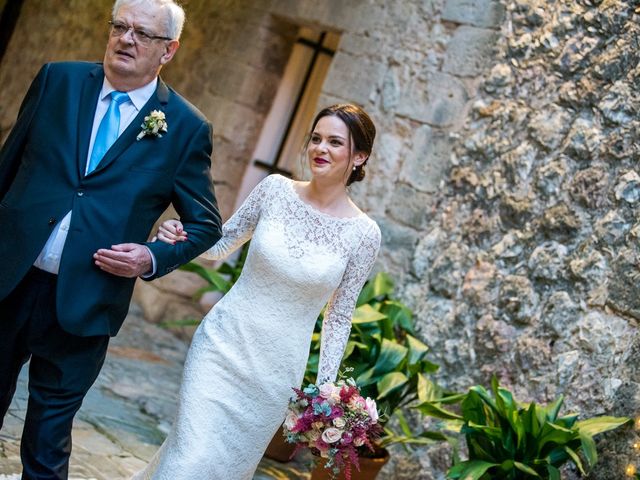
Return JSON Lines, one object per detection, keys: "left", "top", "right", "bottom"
{"left": 99, "top": 76, "right": 159, "bottom": 112}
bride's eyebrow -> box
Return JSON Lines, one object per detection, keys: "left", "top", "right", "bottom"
{"left": 320, "top": 134, "right": 346, "bottom": 141}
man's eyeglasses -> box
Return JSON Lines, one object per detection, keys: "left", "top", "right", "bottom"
{"left": 109, "top": 20, "right": 172, "bottom": 45}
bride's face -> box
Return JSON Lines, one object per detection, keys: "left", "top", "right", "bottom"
{"left": 306, "top": 115, "right": 365, "bottom": 185}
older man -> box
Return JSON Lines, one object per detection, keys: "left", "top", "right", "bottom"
{"left": 0, "top": 0, "right": 222, "bottom": 477}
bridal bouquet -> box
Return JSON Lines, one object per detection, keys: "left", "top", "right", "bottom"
{"left": 283, "top": 377, "right": 382, "bottom": 479}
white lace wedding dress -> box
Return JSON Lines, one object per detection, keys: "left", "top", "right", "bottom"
{"left": 133, "top": 174, "right": 381, "bottom": 479}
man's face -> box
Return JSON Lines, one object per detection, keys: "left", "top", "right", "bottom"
{"left": 103, "top": 4, "right": 179, "bottom": 90}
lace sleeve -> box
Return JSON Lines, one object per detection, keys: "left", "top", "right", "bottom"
{"left": 317, "top": 222, "right": 381, "bottom": 384}
{"left": 200, "top": 175, "right": 275, "bottom": 261}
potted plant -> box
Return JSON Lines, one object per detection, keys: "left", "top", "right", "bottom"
{"left": 416, "top": 376, "right": 631, "bottom": 479}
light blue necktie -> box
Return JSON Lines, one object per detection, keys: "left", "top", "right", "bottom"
{"left": 87, "top": 91, "right": 130, "bottom": 174}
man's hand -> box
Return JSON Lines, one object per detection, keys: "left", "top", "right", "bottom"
{"left": 94, "top": 243, "right": 152, "bottom": 278}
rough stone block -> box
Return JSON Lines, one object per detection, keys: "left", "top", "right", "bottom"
{"left": 441, "top": 0, "right": 506, "bottom": 28}
{"left": 443, "top": 26, "right": 500, "bottom": 77}
{"left": 397, "top": 71, "right": 468, "bottom": 127}
{"left": 386, "top": 183, "right": 434, "bottom": 230}
{"left": 152, "top": 269, "right": 209, "bottom": 299}
{"left": 324, "top": 52, "right": 386, "bottom": 106}
{"left": 376, "top": 217, "right": 419, "bottom": 271}
{"left": 400, "top": 125, "right": 453, "bottom": 193}
{"left": 270, "top": 0, "right": 369, "bottom": 31}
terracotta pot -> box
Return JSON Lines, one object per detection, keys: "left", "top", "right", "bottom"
{"left": 264, "top": 426, "right": 296, "bottom": 462}
{"left": 310, "top": 449, "right": 390, "bottom": 480}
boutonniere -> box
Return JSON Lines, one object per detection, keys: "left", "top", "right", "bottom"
{"left": 136, "top": 110, "right": 168, "bottom": 141}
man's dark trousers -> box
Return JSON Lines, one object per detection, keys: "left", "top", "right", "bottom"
{"left": 0, "top": 267, "right": 109, "bottom": 480}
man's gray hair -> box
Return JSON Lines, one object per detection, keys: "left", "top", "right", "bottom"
{"left": 112, "top": 0, "right": 185, "bottom": 40}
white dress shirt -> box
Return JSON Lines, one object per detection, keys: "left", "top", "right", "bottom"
{"left": 34, "top": 76, "right": 158, "bottom": 274}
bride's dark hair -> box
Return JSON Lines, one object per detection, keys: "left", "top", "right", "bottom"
{"left": 308, "top": 104, "right": 376, "bottom": 186}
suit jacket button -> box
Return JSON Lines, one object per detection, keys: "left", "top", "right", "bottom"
{"left": 48, "top": 218, "right": 56, "bottom": 226}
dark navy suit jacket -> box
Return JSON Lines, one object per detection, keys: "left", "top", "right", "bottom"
{"left": 0, "top": 62, "right": 222, "bottom": 336}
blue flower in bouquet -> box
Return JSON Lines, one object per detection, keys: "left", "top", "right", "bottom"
{"left": 313, "top": 400, "right": 332, "bottom": 417}
{"left": 304, "top": 384, "right": 320, "bottom": 397}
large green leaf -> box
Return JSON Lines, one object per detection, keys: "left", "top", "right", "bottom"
{"left": 538, "top": 422, "right": 576, "bottom": 455}
{"left": 395, "top": 410, "right": 413, "bottom": 436}
{"left": 466, "top": 421, "right": 503, "bottom": 442}
{"left": 467, "top": 436, "right": 499, "bottom": 463}
{"left": 578, "top": 433, "right": 597, "bottom": 468}
{"left": 546, "top": 464, "right": 561, "bottom": 480}
{"left": 547, "top": 447, "right": 569, "bottom": 466}
{"left": 406, "top": 334, "right": 429, "bottom": 364}
{"left": 447, "top": 460, "right": 498, "bottom": 480}
{"left": 355, "top": 367, "right": 379, "bottom": 387}
{"left": 415, "top": 401, "right": 463, "bottom": 421}
{"left": 556, "top": 413, "right": 579, "bottom": 429}
{"left": 417, "top": 373, "right": 440, "bottom": 402}
{"left": 461, "top": 391, "right": 489, "bottom": 426}
{"left": 373, "top": 339, "right": 408, "bottom": 375}
{"left": 495, "top": 387, "right": 524, "bottom": 451}
{"left": 352, "top": 304, "right": 388, "bottom": 324}
{"left": 377, "top": 372, "right": 409, "bottom": 399}
{"left": 467, "top": 386, "right": 499, "bottom": 414}
{"left": 513, "top": 461, "right": 541, "bottom": 477}
{"left": 420, "top": 359, "right": 440, "bottom": 373}
{"left": 545, "top": 394, "right": 564, "bottom": 422}
{"left": 564, "top": 445, "right": 586, "bottom": 474}
{"left": 357, "top": 271, "right": 394, "bottom": 305}
{"left": 575, "top": 416, "right": 631, "bottom": 437}
{"left": 380, "top": 300, "right": 415, "bottom": 334}
{"left": 522, "top": 402, "right": 541, "bottom": 438}
{"left": 179, "top": 262, "right": 231, "bottom": 292}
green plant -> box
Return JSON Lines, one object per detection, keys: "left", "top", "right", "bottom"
{"left": 416, "top": 376, "right": 630, "bottom": 479}
{"left": 305, "top": 272, "right": 446, "bottom": 449}
{"left": 158, "top": 244, "right": 250, "bottom": 330}
{"left": 179, "top": 242, "right": 250, "bottom": 298}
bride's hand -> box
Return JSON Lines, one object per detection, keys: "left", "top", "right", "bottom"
{"left": 157, "top": 219, "right": 188, "bottom": 244}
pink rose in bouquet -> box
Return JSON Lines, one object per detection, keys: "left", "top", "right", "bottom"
{"left": 283, "top": 378, "right": 382, "bottom": 479}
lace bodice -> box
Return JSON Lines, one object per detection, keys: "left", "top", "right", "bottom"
{"left": 201, "top": 174, "right": 381, "bottom": 383}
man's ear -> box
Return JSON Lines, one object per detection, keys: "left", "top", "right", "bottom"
{"left": 160, "top": 40, "right": 180, "bottom": 65}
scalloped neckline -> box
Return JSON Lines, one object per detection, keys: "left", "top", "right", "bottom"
{"left": 283, "top": 177, "right": 366, "bottom": 222}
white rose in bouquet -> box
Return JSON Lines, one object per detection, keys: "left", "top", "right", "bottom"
{"left": 321, "top": 427, "right": 343, "bottom": 444}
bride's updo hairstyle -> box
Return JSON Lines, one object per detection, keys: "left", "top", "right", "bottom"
{"left": 309, "top": 104, "right": 376, "bottom": 186}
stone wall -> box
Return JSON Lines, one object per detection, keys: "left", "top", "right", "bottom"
{"left": 398, "top": 0, "right": 639, "bottom": 477}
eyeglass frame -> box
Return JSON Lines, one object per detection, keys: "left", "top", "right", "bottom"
{"left": 108, "top": 20, "right": 173, "bottom": 45}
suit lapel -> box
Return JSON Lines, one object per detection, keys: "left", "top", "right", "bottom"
{"left": 76, "top": 65, "right": 104, "bottom": 179}
{"left": 88, "top": 78, "right": 170, "bottom": 176}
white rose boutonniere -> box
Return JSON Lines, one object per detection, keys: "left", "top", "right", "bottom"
{"left": 136, "top": 110, "right": 168, "bottom": 141}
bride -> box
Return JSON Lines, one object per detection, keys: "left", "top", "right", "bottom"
{"left": 133, "top": 103, "right": 381, "bottom": 479}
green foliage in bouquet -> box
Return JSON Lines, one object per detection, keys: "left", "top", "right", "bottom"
{"left": 305, "top": 272, "right": 446, "bottom": 448}
{"left": 416, "top": 376, "right": 630, "bottom": 479}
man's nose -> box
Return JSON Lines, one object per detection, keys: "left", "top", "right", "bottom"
{"left": 120, "top": 27, "right": 136, "bottom": 44}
